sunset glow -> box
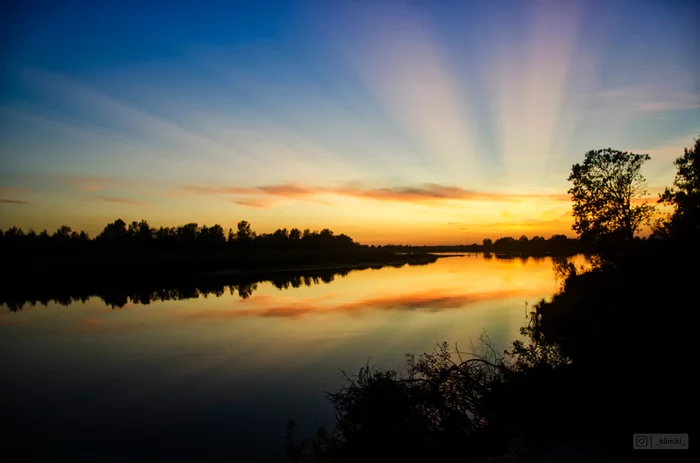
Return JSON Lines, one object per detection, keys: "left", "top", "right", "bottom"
{"left": 1, "top": 0, "right": 698, "bottom": 244}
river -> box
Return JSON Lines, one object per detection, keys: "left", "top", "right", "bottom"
{"left": 0, "top": 253, "right": 583, "bottom": 462}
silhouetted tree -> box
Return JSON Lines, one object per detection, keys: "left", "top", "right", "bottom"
{"left": 134, "top": 220, "right": 152, "bottom": 243}
{"left": 177, "top": 223, "right": 199, "bottom": 244}
{"left": 53, "top": 225, "right": 73, "bottom": 243}
{"left": 98, "top": 219, "right": 128, "bottom": 241}
{"left": 656, "top": 135, "right": 700, "bottom": 241}
{"left": 568, "top": 148, "right": 654, "bottom": 244}
{"left": 236, "top": 220, "right": 255, "bottom": 242}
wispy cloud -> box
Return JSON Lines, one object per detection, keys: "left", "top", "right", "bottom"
{"left": 95, "top": 196, "right": 143, "bottom": 205}
{"left": 233, "top": 198, "right": 280, "bottom": 208}
{"left": 592, "top": 85, "right": 700, "bottom": 113}
{"left": 182, "top": 182, "right": 569, "bottom": 206}
{"left": 181, "top": 186, "right": 260, "bottom": 195}
{"left": 0, "top": 198, "right": 32, "bottom": 205}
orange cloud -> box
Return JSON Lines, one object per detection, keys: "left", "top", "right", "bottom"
{"left": 181, "top": 182, "right": 569, "bottom": 206}
{"left": 181, "top": 186, "right": 260, "bottom": 195}
{"left": 259, "top": 184, "right": 315, "bottom": 198}
{"left": 332, "top": 184, "right": 492, "bottom": 202}
{"left": 95, "top": 196, "right": 144, "bottom": 205}
{"left": 233, "top": 198, "right": 281, "bottom": 208}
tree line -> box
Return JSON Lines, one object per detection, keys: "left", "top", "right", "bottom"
{"left": 380, "top": 234, "right": 581, "bottom": 255}
{"left": 1, "top": 219, "right": 583, "bottom": 256}
{"left": 0, "top": 219, "right": 358, "bottom": 254}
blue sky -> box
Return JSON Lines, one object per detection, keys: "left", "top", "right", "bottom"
{"left": 1, "top": 0, "right": 699, "bottom": 244}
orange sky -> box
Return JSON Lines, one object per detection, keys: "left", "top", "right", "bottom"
{"left": 1, "top": 1, "right": 697, "bottom": 244}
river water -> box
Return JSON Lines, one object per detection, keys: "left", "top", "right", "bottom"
{"left": 0, "top": 253, "right": 580, "bottom": 462}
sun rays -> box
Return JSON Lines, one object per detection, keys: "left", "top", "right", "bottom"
{"left": 1, "top": 0, "right": 698, "bottom": 242}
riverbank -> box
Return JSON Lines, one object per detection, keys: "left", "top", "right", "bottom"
{"left": 1, "top": 248, "right": 444, "bottom": 278}
{"left": 285, "top": 239, "right": 696, "bottom": 462}
{"left": 0, "top": 251, "right": 450, "bottom": 310}
{"left": 200, "top": 253, "right": 455, "bottom": 277}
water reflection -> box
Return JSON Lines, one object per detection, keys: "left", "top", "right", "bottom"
{"left": 1, "top": 255, "right": 559, "bottom": 313}
{"left": 0, "top": 254, "right": 579, "bottom": 462}
{"left": 1, "top": 264, "right": 404, "bottom": 312}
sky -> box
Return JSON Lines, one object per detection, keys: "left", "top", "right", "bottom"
{"left": 1, "top": 0, "right": 699, "bottom": 245}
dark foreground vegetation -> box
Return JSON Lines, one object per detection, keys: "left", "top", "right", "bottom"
{"left": 286, "top": 138, "right": 700, "bottom": 462}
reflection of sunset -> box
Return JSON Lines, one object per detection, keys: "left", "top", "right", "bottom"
{"left": 0, "top": 256, "right": 563, "bottom": 375}
{"left": 2, "top": 1, "right": 697, "bottom": 459}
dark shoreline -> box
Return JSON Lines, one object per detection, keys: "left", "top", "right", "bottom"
{"left": 200, "top": 253, "right": 460, "bottom": 277}
{"left": 0, "top": 252, "right": 451, "bottom": 311}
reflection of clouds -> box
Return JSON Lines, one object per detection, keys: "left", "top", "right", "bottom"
{"left": 183, "top": 287, "right": 543, "bottom": 320}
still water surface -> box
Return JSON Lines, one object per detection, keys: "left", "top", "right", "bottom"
{"left": 1, "top": 254, "right": 578, "bottom": 462}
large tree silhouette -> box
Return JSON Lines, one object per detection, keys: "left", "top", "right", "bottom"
{"left": 568, "top": 148, "right": 654, "bottom": 244}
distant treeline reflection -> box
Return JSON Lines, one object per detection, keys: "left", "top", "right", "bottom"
{"left": 1, "top": 261, "right": 432, "bottom": 312}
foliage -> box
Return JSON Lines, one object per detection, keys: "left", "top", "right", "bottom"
{"left": 283, "top": 138, "right": 699, "bottom": 461}
{"left": 568, "top": 148, "right": 654, "bottom": 244}
{"left": 383, "top": 234, "right": 581, "bottom": 256}
{"left": 655, "top": 135, "right": 700, "bottom": 241}
{"left": 285, "top": 326, "right": 579, "bottom": 462}
{"left": 0, "top": 219, "right": 360, "bottom": 253}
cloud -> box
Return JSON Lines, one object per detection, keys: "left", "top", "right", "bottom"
{"left": 181, "top": 186, "right": 260, "bottom": 195}
{"left": 592, "top": 85, "right": 700, "bottom": 113}
{"left": 259, "top": 184, "right": 315, "bottom": 198}
{"left": 233, "top": 198, "right": 280, "bottom": 208}
{"left": 0, "top": 198, "right": 32, "bottom": 205}
{"left": 334, "top": 184, "right": 489, "bottom": 202}
{"left": 96, "top": 196, "right": 143, "bottom": 205}
{"left": 182, "top": 182, "right": 570, "bottom": 205}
